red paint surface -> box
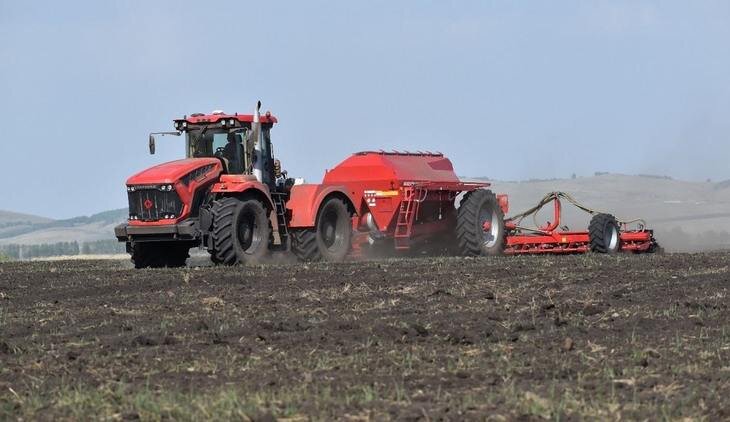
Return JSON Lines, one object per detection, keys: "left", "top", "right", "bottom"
{"left": 175, "top": 113, "right": 278, "bottom": 125}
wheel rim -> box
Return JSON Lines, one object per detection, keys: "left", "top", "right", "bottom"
{"left": 319, "top": 206, "right": 344, "bottom": 251}
{"left": 479, "top": 203, "right": 500, "bottom": 248}
{"left": 606, "top": 223, "right": 618, "bottom": 251}
{"left": 237, "top": 207, "right": 261, "bottom": 254}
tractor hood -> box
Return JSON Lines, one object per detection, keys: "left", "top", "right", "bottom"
{"left": 126, "top": 158, "right": 220, "bottom": 185}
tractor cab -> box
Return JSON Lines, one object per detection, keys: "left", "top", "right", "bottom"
{"left": 149, "top": 109, "right": 279, "bottom": 187}
{"left": 174, "top": 111, "right": 278, "bottom": 185}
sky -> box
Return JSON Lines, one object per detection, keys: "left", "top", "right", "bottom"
{"left": 1, "top": 1, "right": 729, "bottom": 219}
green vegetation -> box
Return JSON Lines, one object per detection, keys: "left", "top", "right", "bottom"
{"left": 0, "top": 240, "right": 124, "bottom": 259}
{"left": 80, "top": 239, "right": 126, "bottom": 255}
{"left": 0, "top": 242, "right": 79, "bottom": 259}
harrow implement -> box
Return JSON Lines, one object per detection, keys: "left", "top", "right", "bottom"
{"left": 502, "top": 192, "right": 660, "bottom": 255}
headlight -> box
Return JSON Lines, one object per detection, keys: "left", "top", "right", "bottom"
{"left": 129, "top": 186, "right": 136, "bottom": 192}
{"left": 221, "top": 119, "right": 226, "bottom": 126}
{"left": 182, "top": 122, "right": 187, "bottom": 128}
{"left": 229, "top": 119, "right": 235, "bottom": 125}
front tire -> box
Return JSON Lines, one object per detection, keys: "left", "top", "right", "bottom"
{"left": 211, "top": 197, "right": 271, "bottom": 265}
{"left": 130, "top": 242, "right": 190, "bottom": 269}
{"left": 456, "top": 189, "right": 505, "bottom": 256}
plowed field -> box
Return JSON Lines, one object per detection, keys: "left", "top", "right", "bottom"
{"left": 1, "top": 253, "right": 729, "bottom": 420}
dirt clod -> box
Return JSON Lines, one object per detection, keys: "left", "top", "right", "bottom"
{"left": 563, "top": 337, "right": 574, "bottom": 352}
{"left": 131, "top": 335, "right": 158, "bottom": 347}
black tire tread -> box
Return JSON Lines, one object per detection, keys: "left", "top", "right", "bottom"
{"left": 211, "top": 197, "right": 239, "bottom": 265}
{"left": 291, "top": 230, "right": 320, "bottom": 262}
{"left": 211, "top": 197, "right": 270, "bottom": 265}
{"left": 589, "top": 213, "right": 620, "bottom": 254}
{"left": 131, "top": 242, "right": 189, "bottom": 269}
{"left": 456, "top": 189, "right": 505, "bottom": 256}
{"left": 315, "top": 198, "right": 352, "bottom": 262}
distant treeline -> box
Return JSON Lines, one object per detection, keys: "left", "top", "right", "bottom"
{"left": 0, "top": 240, "right": 125, "bottom": 259}
{"left": 0, "top": 220, "right": 38, "bottom": 229}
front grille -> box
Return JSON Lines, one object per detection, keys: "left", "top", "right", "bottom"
{"left": 128, "top": 186, "right": 184, "bottom": 221}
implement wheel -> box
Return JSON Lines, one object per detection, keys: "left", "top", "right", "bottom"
{"left": 130, "top": 241, "right": 190, "bottom": 269}
{"left": 589, "top": 213, "right": 621, "bottom": 254}
{"left": 310, "top": 197, "right": 352, "bottom": 261}
{"left": 456, "top": 189, "right": 505, "bottom": 256}
{"left": 291, "top": 230, "right": 320, "bottom": 262}
{"left": 211, "top": 197, "right": 271, "bottom": 265}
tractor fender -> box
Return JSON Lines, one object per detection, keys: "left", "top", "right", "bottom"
{"left": 210, "top": 175, "right": 275, "bottom": 212}
{"left": 287, "top": 184, "right": 357, "bottom": 228}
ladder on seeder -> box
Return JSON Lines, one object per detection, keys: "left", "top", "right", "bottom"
{"left": 394, "top": 186, "right": 427, "bottom": 250}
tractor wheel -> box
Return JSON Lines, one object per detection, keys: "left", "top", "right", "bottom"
{"left": 315, "top": 197, "right": 353, "bottom": 261}
{"left": 211, "top": 197, "right": 271, "bottom": 265}
{"left": 165, "top": 243, "right": 191, "bottom": 267}
{"left": 130, "top": 242, "right": 157, "bottom": 269}
{"left": 589, "top": 213, "right": 621, "bottom": 254}
{"left": 456, "top": 189, "right": 505, "bottom": 256}
{"left": 208, "top": 251, "right": 224, "bottom": 265}
{"left": 291, "top": 230, "right": 320, "bottom": 262}
{"left": 130, "top": 242, "right": 190, "bottom": 269}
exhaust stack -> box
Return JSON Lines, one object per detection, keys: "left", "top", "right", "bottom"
{"left": 252, "top": 101, "right": 263, "bottom": 183}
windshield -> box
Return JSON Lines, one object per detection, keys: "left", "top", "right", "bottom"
{"left": 186, "top": 128, "right": 249, "bottom": 174}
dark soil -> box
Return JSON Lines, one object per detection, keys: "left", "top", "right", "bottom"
{"left": 0, "top": 253, "right": 728, "bottom": 420}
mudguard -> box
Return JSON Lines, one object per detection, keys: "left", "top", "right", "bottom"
{"left": 287, "top": 184, "right": 357, "bottom": 228}
{"left": 211, "top": 175, "right": 275, "bottom": 212}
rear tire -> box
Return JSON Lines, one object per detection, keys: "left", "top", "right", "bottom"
{"left": 291, "top": 230, "right": 320, "bottom": 261}
{"left": 315, "top": 198, "right": 352, "bottom": 261}
{"left": 211, "top": 197, "right": 271, "bottom": 265}
{"left": 208, "top": 251, "right": 224, "bottom": 265}
{"left": 456, "top": 189, "right": 505, "bottom": 256}
{"left": 130, "top": 242, "right": 190, "bottom": 269}
{"left": 589, "top": 213, "right": 621, "bottom": 254}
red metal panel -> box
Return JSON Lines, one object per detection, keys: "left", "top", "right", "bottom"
{"left": 322, "top": 152, "right": 464, "bottom": 186}
{"left": 127, "top": 158, "right": 220, "bottom": 185}
{"left": 210, "top": 177, "right": 275, "bottom": 212}
{"left": 287, "top": 184, "right": 356, "bottom": 228}
{"left": 127, "top": 159, "right": 223, "bottom": 226}
{"left": 177, "top": 113, "right": 278, "bottom": 125}
{"left": 504, "top": 230, "right": 655, "bottom": 255}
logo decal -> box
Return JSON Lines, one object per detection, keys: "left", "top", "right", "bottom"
{"left": 143, "top": 199, "right": 154, "bottom": 210}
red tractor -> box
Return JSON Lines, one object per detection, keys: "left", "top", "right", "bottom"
{"left": 116, "top": 102, "right": 658, "bottom": 268}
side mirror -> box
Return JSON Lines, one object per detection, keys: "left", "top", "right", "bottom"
{"left": 149, "top": 135, "right": 156, "bottom": 155}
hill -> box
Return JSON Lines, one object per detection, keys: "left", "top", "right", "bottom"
{"left": 0, "top": 208, "right": 127, "bottom": 246}
{"left": 0, "top": 210, "right": 53, "bottom": 225}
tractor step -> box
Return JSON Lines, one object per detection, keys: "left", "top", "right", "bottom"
{"left": 272, "top": 193, "right": 290, "bottom": 248}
